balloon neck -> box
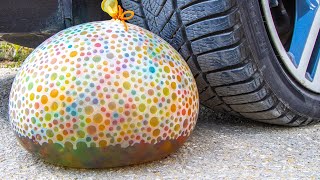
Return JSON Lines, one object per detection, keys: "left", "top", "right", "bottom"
{"left": 101, "top": 0, "right": 134, "bottom": 31}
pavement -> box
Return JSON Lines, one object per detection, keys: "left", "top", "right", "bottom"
{"left": 1, "top": 68, "right": 320, "bottom": 179}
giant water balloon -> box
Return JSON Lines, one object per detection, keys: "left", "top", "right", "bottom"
{"left": 9, "top": 20, "right": 199, "bottom": 168}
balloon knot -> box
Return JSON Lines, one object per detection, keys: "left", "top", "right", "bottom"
{"left": 101, "top": 0, "right": 134, "bottom": 31}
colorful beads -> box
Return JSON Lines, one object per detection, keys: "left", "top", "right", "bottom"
{"left": 9, "top": 20, "right": 199, "bottom": 168}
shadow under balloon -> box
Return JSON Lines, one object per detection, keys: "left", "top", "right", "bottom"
{"left": 194, "top": 105, "right": 297, "bottom": 137}
{"left": 0, "top": 72, "right": 15, "bottom": 122}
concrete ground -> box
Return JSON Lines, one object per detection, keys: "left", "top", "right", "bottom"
{"left": 1, "top": 68, "right": 320, "bottom": 179}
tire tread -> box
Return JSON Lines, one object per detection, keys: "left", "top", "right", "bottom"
{"left": 121, "top": 0, "right": 315, "bottom": 126}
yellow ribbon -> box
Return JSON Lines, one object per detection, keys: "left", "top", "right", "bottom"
{"left": 101, "top": 0, "right": 134, "bottom": 31}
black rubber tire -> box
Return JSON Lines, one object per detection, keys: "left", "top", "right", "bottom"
{"left": 120, "top": 0, "right": 320, "bottom": 126}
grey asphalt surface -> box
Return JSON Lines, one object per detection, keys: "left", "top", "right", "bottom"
{"left": 1, "top": 68, "right": 320, "bottom": 179}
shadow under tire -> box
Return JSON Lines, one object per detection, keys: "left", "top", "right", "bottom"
{"left": 120, "top": 0, "right": 320, "bottom": 126}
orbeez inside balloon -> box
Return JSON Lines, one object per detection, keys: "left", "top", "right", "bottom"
{"left": 9, "top": 20, "right": 199, "bottom": 168}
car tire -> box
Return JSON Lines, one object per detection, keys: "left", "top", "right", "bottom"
{"left": 120, "top": 0, "right": 320, "bottom": 126}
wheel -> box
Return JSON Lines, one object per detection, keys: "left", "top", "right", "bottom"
{"left": 120, "top": 0, "right": 320, "bottom": 126}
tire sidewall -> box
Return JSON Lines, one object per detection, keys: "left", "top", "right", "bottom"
{"left": 240, "top": 0, "right": 320, "bottom": 118}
